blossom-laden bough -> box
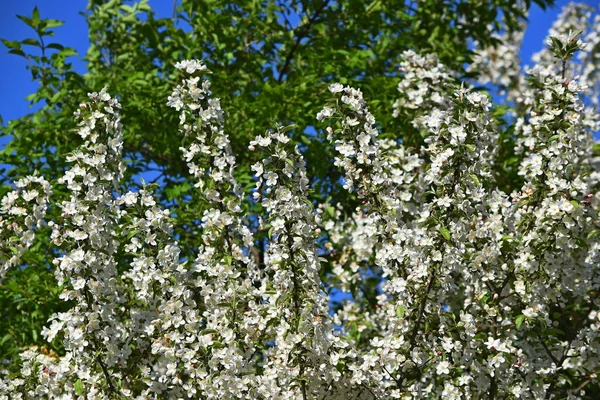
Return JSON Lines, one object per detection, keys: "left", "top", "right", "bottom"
{"left": 1, "top": 20, "right": 600, "bottom": 400}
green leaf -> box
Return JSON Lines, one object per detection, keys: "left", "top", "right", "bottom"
{"left": 47, "top": 43, "right": 64, "bottom": 50}
{"left": 324, "top": 205, "right": 335, "bottom": 218}
{"left": 1, "top": 334, "right": 11, "bottom": 345}
{"left": 44, "top": 19, "right": 63, "bottom": 29}
{"left": 60, "top": 48, "right": 77, "bottom": 57}
{"left": 439, "top": 227, "right": 451, "bottom": 241}
{"left": 120, "top": 4, "right": 136, "bottom": 13}
{"left": 366, "top": 0, "right": 382, "bottom": 13}
{"left": 16, "top": 14, "right": 33, "bottom": 28}
{"left": 480, "top": 292, "right": 491, "bottom": 304}
{"left": 544, "top": 327, "right": 565, "bottom": 336}
{"left": 515, "top": 315, "right": 525, "bottom": 330}
{"left": 8, "top": 49, "right": 26, "bottom": 58}
{"left": 166, "top": 182, "right": 191, "bottom": 200}
{"left": 74, "top": 379, "right": 84, "bottom": 395}
{"left": 31, "top": 7, "right": 40, "bottom": 27}
{"left": 395, "top": 305, "right": 405, "bottom": 318}
{"left": 469, "top": 173, "right": 480, "bottom": 187}
{"left": 21, "top": 38, "right": 40, "bottom": 47}
{"left": 126, "top": 230, "right": 140, "bottom": 240}
{"left": 505, "top": 156, "right": 520, "bottom": 165}
{"left": 1, "top": 39, "right": 21, "bottom": 50}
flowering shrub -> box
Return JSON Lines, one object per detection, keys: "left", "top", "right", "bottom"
{"left": 1, "top": 6, "right": 600, "bottom": 400}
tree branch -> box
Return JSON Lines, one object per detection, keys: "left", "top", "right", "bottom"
{"left": 277, "top": 0, "right": 330, "bottom": 83}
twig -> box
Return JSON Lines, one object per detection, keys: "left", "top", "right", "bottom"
{"left": 277, "top": 0, "right": 330, "bottom": 83}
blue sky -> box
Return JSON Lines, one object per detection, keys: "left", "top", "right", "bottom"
{"left": 0, "top": 0, "right": 595, "bottom": 136}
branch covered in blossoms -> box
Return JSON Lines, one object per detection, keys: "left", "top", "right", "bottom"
{"left": 2, "top": 14, "right": 600, "bottom": 400}
{"left": 0, "top": 176, "right": 51, "bottom": 282}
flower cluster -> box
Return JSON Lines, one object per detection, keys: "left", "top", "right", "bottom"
{"left": 316, "top": 84, "right": 382, "bottom": 195}
{"left": 250, "top": 128, "right": 355, "bottom": 398}
{"left": 159, "top": 59, "right": 260, "bottom": 397}
{"left": 510, "top": 41, "right": 600, "bottom": 393}
{"left": 0, "top": 175, "right": 51, "bottom": 282}
{"left": 392, "top": 50, "right": 456, "bottom": 130}
{"left": 531, "top": 4, "right": 591, "bottom": 73}
{"left": 316, "top": 31, "right": 600, "bottom": 397}
{"left": 1, "top": 88, "right": 129, "bottom": 398}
